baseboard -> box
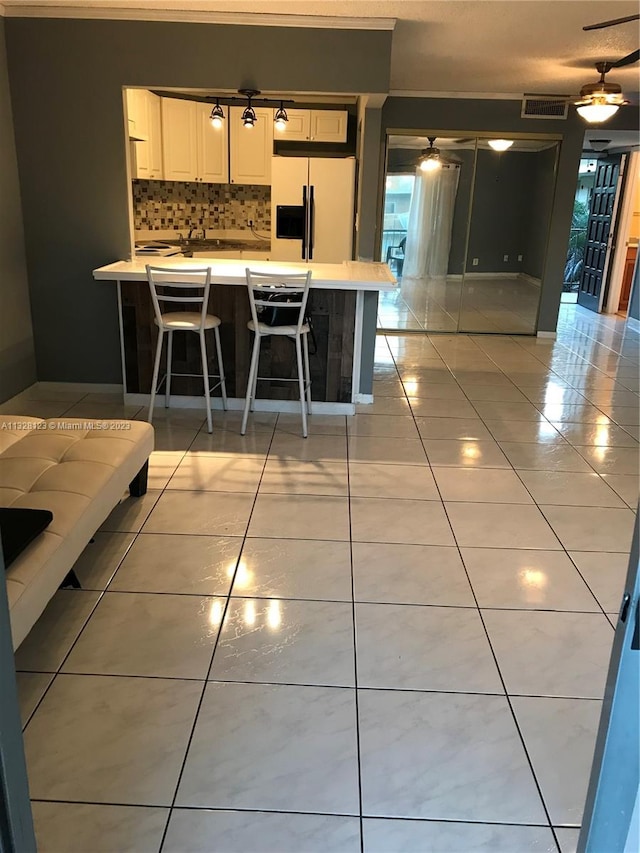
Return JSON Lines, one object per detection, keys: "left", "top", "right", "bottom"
{"left": 519, "top": 273, "right": 541, "bottom": 287}
{"left": 37, "top": 381, "right": 124, "bottom": 394}
{"left": 462, "top": 272, "right": 519, "bottom": 280}
{"left": 355, "top": 393, "right": 374, "bottom": 404}
{"left": 126, "top": 394, "right": 355, "bottom": 415}
{"left": 536, "top": 331, "right": 557, "bottom": 339}
{"left": 626, "top": 316, "right": 640, "bottom": 332}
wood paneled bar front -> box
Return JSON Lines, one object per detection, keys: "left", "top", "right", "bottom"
{"left": 93, "top": 258, "right": 396, "bottom": 414}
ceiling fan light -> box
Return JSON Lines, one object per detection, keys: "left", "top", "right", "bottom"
{"left": 576, "top": 102, "right": 620, "bottom": 123}
{"left": 209, "top": 100, "right": 224, "bottom": 129}
{"left": 420, "top": 156, "right": 441, "bottom": 172}
{"left": 488, "top": 139, "right": 514, "bottom": 152}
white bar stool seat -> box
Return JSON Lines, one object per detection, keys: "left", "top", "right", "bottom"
{"left": 146, "top": 265, "right": 227, "bottom": 434}
{"left": 241, "top": 269, "right": 312, "bottom": 438}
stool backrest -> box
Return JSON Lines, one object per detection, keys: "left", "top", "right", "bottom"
{"left": 146, "top": 265, "right": 212, "bottom": 330}
{"left": 245, "top": 269, "right": 312, "bottom": 332}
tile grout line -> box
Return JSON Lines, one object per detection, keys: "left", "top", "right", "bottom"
{"left": 386, "top": 335, "right": 563, "bottom": 851}
{"left": 155, "top": 415, "right": 279, "bottom": 852}
{"left": 29, "top": 796, "right": 574, "bottom": 830}
{"left": 16, "top": 668, "right": 611, "bottom": 701}
{"left": 345, "top": 410, "right": 366, "bottom": 853}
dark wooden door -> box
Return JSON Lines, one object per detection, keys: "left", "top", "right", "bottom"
{"left": 578, "top": 156, "right": 622, "bottom": 311}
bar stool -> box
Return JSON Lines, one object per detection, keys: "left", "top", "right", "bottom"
{"left": 146, "top": 264, "right": 227, "bottom": 434}
{"left": 241, "top": 269, "right": 312, "bottom": 438}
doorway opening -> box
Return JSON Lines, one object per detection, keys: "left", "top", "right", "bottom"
{"left": 566, "top": 131, "right": 639, "bottom": 316}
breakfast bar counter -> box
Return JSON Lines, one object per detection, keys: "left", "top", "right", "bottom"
{"left": 93, "top": 258, "right": 396, "bottom": 412}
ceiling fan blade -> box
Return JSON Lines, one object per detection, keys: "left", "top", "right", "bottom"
{"left": 583, "top": 13, "right": 639, "bottom": 31}
{"left": 613, "top": 49, "right": 640, "bottom": 67}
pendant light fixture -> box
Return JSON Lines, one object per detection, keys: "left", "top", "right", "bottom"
{"left": 274, "top": 101, "right": 289, "bottom": 132}
{"left": 209, "top": 98, "right": 224, "bottom": 129}
{"left": 239, "top": 88, "right": 259, "bottom": 129}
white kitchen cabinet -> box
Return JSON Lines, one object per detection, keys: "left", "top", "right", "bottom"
{"left": 272, "top": 108, "right": 348, "bottom": 143}
{"left": 162, "top": 98, "right": 198, "bottom": 181}
{"left": 147, "top": 93, "right": 163, "bottom": 179}
{"left": 310, "top": 110, "right": 348, "bottom": 143}
{"left": 132, "top": 91, "right": 163, "bottom": 179}
{"left": 229, "top": 106, "right": 273, "bottom": 185}
{"left": 125, "top": 88, "right": 148, "bottom": 141}
{"left": 161, "top": 99, "right": 228, "bottom": 183}
{"left": 278, "top": 109, "right": 310, "bottom": 141}
{"left": 195, "top": 102, "right": 228, "bottom": 183}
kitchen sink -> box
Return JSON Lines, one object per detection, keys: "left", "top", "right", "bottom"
{"left": 164, "top": 238, "right": 269, "bottom": 252}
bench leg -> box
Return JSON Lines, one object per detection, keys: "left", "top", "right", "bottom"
{"left": 60, "top": 569, "right": 81, "bottom": 589}
{"left": 129, "top": 460, "right": 149, "bottom": 497}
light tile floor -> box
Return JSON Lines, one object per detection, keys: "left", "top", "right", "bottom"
{"left": 378, "top": 275, "right": 540, "bottom": 334}
{"left": 9, "top": 303, "right": 639, "bottom": 852}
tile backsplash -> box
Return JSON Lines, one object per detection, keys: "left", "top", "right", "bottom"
{"left": 132, "top": 180, "right": 271, "bottom": 232}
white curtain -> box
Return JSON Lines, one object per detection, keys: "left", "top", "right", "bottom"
{"left": 403, "top": 164, "right": 460, "bottom": 279}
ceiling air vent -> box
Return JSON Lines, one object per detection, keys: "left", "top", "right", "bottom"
{"left": 521, "top": 94, "right": 569, "bottom": 119}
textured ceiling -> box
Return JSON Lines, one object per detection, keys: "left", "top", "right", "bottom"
{"left": 5, "top": 0, "right": 640, "bottom": 98}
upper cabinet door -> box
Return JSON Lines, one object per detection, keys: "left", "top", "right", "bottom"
{"left": 230, "top": 106, "right": 273, "bottom": 185}
{"left": 279, "top": 109, "right": 311, "bottom": 141}
{"left": 147, "top": 93, "right": 163, "bottom": 180}
{"left": 126, "top": 88, "right": 149, "bottom": 140}
{"left": 162, "top": 98, "right": 198, "bottom": 182}
{"left": 310, "top": 110, "right": 348, "bottom": 143}
{"left": 195, "top": 102, "right": 229, "bottom": 184}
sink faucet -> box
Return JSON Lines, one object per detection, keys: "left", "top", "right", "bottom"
{"left": 188, "top": 226, "right": 205, "bottom": 240}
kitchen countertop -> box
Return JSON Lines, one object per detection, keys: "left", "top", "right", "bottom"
{"left": 135, "top": 238, "right": 270, "bottom": 252}
{"left": 94, "top": 257, "right": 397, "bottom": 292}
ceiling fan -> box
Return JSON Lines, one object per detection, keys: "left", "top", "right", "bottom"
{"left": 395, "top": 138, "right": 461, "bottom": 172}
{"left": 576, "top": 13, "right": 639, "bottom": 122}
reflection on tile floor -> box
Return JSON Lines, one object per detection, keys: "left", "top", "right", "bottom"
{"left": 378, "top": 274, "right": 541, "bottom": 333}
{"left": 11, "top": 303, "right": 639, "bottom": 852}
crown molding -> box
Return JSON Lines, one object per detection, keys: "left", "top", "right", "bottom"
{"left": 389, "top": 89, "right": 523, "bottom": 102}
{"left": 1, "top": 3, "right": 396, "bottom": 30}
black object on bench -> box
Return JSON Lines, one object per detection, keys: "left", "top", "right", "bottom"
{"left": 0, "top": 507, "right": 53, "bottom": 569}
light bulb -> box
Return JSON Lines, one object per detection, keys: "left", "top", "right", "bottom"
{"left": 420, "top": 157, "right": 441, "bottom": 172}
{"left": 241, "top": 104, "right": 257, "bottom": 129}
{"left": 488, "top": 139, "right": 514, "bottom": 152}
{"left": 274, "top": 103, "right": 288, "bottom": 132}
{"left": 209, "top": 101, "right": 224, "bottom": 129}
{"left": 576, "top": 102, "right": 619, "bottom": 123}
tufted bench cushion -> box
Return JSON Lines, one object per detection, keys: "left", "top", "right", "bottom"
{"left": 1, "top": 415, "right": 154, "bottom": 648}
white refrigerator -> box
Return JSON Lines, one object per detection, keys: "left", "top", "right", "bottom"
{"left": 270, "top": 156, "right": 355, "bottom": 263}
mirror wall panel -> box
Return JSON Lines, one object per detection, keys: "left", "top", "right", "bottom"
{"left": 458, "top": 140, "right": 559, "bottom": 334}
{"left": 379, "top": 134, "right": 475, "bottom": 332}
{"left": 379, "top": 133, "right": 559, "bottom": 336}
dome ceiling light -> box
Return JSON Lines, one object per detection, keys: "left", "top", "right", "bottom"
{"left": 488, "top": 139, "right": 514, "bottom": 152}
